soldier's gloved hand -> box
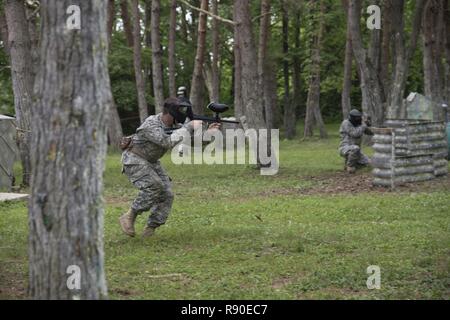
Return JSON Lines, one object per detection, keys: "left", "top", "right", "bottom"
{"left": 365, "top": 119, "right": 372, "bottom": 127}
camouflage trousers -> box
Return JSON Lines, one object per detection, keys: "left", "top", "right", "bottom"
{"left": 123, "top": 161, "right": 174, "bottom": 228}
{"left": 339, "top": 145, "right": 370, "bottom": 168}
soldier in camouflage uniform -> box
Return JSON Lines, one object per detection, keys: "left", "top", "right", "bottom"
{"left": 339, "top": 109, "right": 373, "bottom": 174}
{"left": 120, "top": 97, "right": 220, "bottom": 238}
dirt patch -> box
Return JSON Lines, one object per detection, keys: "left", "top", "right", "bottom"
{"left": 0, "top": 264, "right": 27, "bottom": 299}
{"left": 261, "top": 171, "right": 450, "bottom": 197}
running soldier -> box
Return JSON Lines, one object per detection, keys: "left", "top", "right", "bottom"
{"left": 119, "top": 97, "right": 220, "bottom": 238}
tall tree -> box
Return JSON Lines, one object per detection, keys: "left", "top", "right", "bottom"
{"left": 387, "top": 0, "right": 425, "bottom": 119}
{"left": 131, "top": 0, "right": 148, "bottom": 122}
{"left": 168, "top": 0, "right": 177, "bottom": 97}
{"left": 4, "top": 0, "right": 33, "bottom": 187}
{"left": 233, "top": 0, "right": 266, "bottom": 131}
{"left": 341, "top": 0, "right": 352, "bottom": 119}
{"left": 304, "top": 0, "right": 327, "bottom": 138}
{"left": 29, "top": 0, "right": 110, "bottom": 299}
{"left": 151, "top": 0, "right": 164, "bottom": 113}
{"left": 348, "top": 0, "right": 384, "bottom": 125}
{"left": 258, "top": 0, "right": 273, "bottom": 129}
{"left": 292, "top": 4, "right": 302, "bottom": 126}
{"left": 107, "top": 0, "right": 124, "bottom": 149}
{"left": 233, "top": 24, "right": 244, "bottom": 119}
{"left": 189, "top": 0, "right": 208, "bottom": 114}
{"left": 282, "top": 1, "right": 296, "bottom": 139}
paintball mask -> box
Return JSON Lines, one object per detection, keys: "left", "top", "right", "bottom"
{"left": 349, "top": 109, "right": 363, "bottom": 127}
{"left": 165, "top": 98, "right": 192, "bottom": 124}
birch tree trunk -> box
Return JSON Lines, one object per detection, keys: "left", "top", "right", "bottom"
{"left": 151, "top": 0, "right": 164, "bottom": 113}
{"left": 4, "top": 0, "right": 33, "bottom": 187}
{"left": 168, "top": 0, "right": 177, "bottom": 97}
{"left": 190, "top": 0, "right": 208, "bottom": 114}
{"left": 29, "top": 0, "right": 111, "bottom": 299}
{"left": 132, "top": 0, "right": 148, "bottom": 123}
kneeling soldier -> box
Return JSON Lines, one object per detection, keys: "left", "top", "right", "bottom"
{"left": 120, "top": 97, "right": 220, "bottom": 238}
{"left": 339, "top": 109, "right": 373, "bottom": 174}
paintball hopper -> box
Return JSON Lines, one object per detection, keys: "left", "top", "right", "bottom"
{"left": 207, "top": 102, "right": 229, "bottom": 114}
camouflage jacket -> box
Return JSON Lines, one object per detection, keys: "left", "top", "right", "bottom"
{"left": 122, "top": 113, "right": 194, "bottom": 165}
{"left": 339, "top": 119, "right": 373, "bottom": 149}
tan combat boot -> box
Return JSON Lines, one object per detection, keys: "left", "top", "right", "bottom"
{"left": 119, "top": 209, "right": 137, "bottom": 237}
{"left": 142, "top": 225, "right": 156, "bottom": 238}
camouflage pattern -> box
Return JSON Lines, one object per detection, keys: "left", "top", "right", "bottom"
{"left": 122, "top": 113, "right": 193, "bottom": 228}
{"left": 339, "top": 119, "right": 372, "bottom": 167}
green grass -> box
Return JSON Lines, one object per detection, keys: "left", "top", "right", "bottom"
{"left": 1, "top": 124, "right": 449, "bottom": 299}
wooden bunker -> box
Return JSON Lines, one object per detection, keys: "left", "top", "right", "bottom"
{"left": 372, "top": 119, "right": 448, "bottom": 188}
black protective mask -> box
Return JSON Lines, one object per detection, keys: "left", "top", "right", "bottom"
{"left": 170, "top": 106, "right": 188, "bottom": 124}
{"left": 349, "top": 115, "right": 362, "bottom": 127}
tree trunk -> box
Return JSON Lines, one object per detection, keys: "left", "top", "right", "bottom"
{"left": 107, "top": 0, "right": 124, "bottom": 150}
{"left": 258, "top": 0, "right": 272, "bottom": 129}
{"left": 233, "top": 31, "right": 244, "bottom": 120}
{"left": 348, "top": 0, "right": 384, "bottom": 126}
{"left": 380, "top": 0, "right": 393, "bottom": 102}
{"left": 282, "top": 2, "right": 296, "bottom": 139}
{"left": 107, "top": 0, "right": 116, "bottom": 45}
{"left": 423, "top": 0, "right": 446, "bottom": 120}
{"left": 341, "top": 0, "right": 352, "bottom": 120}
{"left": 233, "top": 0, "right": 266, "bottom": 131}
{"left": 190, "top": 0, "right": 208, "bottom": 114}
{"left": 132, "top": 0, "right": 148, "bottom": 123}
{"left": 168, "top": 0, "right": 177, "bottom": 97}
{"left": 120, "top": 0, "right": 134, "bottom": 47}
{"left": 304, "top": 0, "right": 327, "bottom": 139}
{"left": 292, "top": 6, "right": 302, "bottom": 124}
{"left": 211, "top": 0, "right": 220, "bottom": 102}
{"left": 29, "top": 0, "right": 110, "bottom": 299}
{"left": 4, "top": 0, "right": 33, "bottom": 187}
{"left": 151, "top": 0, "right": 164, "bottom": 114}
{"left": 387, "top": 0, "right": 425, "bottom": 119}
{"left": 444, "top": 0, "right": 450, "bottom": 103}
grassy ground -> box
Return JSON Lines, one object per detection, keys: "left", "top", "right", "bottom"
{"left": 1, "top": 124, "right": 449, "bottom": 299}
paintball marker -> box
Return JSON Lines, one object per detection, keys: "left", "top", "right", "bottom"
{"left": 165, "top": 102, "right": 239, "bottom": 134}
{"left": 192, "top": 103, "right": 240, "bottom": 125}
